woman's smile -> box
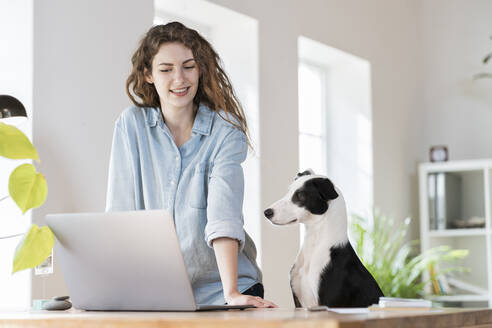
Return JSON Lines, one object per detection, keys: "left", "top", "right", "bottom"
{"left": 170, "top": 86, "right": 190, "bottom": 96}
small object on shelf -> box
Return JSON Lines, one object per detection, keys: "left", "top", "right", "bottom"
{"left": 438, "top": 273, "right": 450, "bottom": 295}
{"left": 368, "top": 297, "right": 433, "bottom": 311}
{"left": 368, "top": 306, "right": 432, "bottom": 311}
{"left": 429, "top": 264, "right": 442, "bottom": 295}
{"left": 53, "top": 295, "right": 70, "bottom": 301}
{"left": 427, "top": 172, "right": 461, "bottom": 230}
{"left": 450, "top": 217, "right": 486, "bottom": 229}
{"left": 307, "top": 306, "right": 370, "bottom": 314}
{"left": 307, "top": 305, "right": 329, "bottom": 312}
{"left": 34, "top": 250, "right": 53, "bottom": 275}
{"left": 42, "top": 296, "right": 72, "bottom": 311}
{"left": 429, "top": 145, "right": 448, "bottom": 162}
{"left": 428, "top": 173, "right": 437, "bottom": 229}
{"left": 32, "top": 299, "right": 50, "bottom": 310}
{"left": 378, "top": 297, "right": 432, "bottom": 307}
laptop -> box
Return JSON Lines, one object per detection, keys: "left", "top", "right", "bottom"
{"left": 45, "top": 209, "right": 254, "bottom": 311}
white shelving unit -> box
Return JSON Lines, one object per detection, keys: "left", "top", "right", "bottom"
{"left": 419, "top": 159, "right": 492, "bottom": 307}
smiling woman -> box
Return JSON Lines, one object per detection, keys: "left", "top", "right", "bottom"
{"left": 125, "top": 23, "right": 250, "bottom": 145}
{"left": 107, "top": 22, "right": 275, "bottom": 308}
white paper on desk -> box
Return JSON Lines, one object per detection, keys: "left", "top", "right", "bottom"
{"left": 326, "top": 308, "right": 370, "bottom": 314}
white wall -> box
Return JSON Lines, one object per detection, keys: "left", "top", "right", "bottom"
{"left": 210, "top": 0, "right": 422, "bottom": 307}
{"left": 416, "top": 0, "right": 492, "bottom": 161}
{"left": 0, "top": 0, "right": 33, "bottom": 310}
{"left": 31, "top": 0, "right": 154, "bottom": 300}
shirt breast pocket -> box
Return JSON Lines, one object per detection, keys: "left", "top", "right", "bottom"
{"left": 188, "top": 162, "right": 209, "bottom": 209}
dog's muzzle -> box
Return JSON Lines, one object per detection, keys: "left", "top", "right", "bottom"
{"left": 264, "top": 208, "right": 274, "bottom": 219}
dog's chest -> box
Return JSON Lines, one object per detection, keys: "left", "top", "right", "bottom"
{"left": 290, "top": 240, "right": 330, "bottom": 308}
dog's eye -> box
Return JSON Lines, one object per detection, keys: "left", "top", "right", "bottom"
{"left": 294, "top": 191, "right": 305, "bottom": 202}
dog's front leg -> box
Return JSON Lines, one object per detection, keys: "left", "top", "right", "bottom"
{"left": 292, "top": 292, "right": 302, "bottom": 308}
{"left": 290, "top": 250, "right": 305, "bottom": 308}
{"left": 290, "top": 271, "right": 303, "bottom": 308}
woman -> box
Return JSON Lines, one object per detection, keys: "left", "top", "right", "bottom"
{"left": 106, "top": 22, "right": 276, "bottom": 308}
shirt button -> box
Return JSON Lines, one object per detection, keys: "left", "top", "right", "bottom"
{"left": 170, "top": 180, "right": 175, "bottom": 185}
{"left": 175, "top": 156, "right": 179, "bottom": 161}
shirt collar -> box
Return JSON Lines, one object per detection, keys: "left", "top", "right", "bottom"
{"left": 146, "top": 104, "right": 213, "bottom": 136}
{"left": 146, "top": 107, "right": 159, "bottom": 127}
{"left": 192, "top": 104, "right": 213, "bottom": 136}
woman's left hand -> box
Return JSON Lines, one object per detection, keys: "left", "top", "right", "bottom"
{"left": 225, "top": 291, "right": 278, "bottom": 308}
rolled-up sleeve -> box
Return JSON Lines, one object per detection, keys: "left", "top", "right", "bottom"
{"left": 204, "top": 129, "right": 248, "bottom": 251}
{"left": 105, "top": 121, "right": 136, "bottom": 211}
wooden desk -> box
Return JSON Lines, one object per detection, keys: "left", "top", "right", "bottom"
{"left": 1, "top": 308, "right": 492, "bottom": 328}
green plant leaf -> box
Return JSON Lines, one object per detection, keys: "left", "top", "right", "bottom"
{"left": 12, "top": 224, "right": 54, "bottom": 273}
{"left": 484, "top": 53, "right": 492, "bottom": 65}
{"left": 473, "top": 73, "right": 492, "bottom": 80}
{"left": 350, "top": 209, "right": 469, "bottom": 298}
{"left": 8, "top": 163, "right": 48, "bottom": 214}
{"left": 0, "top": 122, "right": 39, "bottom": 161}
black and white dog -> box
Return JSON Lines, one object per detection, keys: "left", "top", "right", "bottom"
{"left": 263, "top": 170, "right": 383, "bottom": 308}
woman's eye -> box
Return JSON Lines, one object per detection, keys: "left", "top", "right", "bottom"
{"left": 160, "top": 69, "right": 171, "bottom": 73}
{"left": 184, "top": 66, "right": 195, "bottom": 70}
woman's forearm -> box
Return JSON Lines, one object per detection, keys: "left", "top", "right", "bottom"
{"left": 212, "top": 237, "right": 239, "bottom": 299}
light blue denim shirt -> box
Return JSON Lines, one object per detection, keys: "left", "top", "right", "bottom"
{"left": 105, "top": 103, "right": 262, "bottom": 305}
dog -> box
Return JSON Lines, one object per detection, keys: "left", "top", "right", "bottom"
{"left": 263, "top": 169, "right": 383, "bottom": 308}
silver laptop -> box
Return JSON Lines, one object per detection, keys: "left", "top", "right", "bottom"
{"left": 45, "top": 210, "right": 254, "bottom": 311}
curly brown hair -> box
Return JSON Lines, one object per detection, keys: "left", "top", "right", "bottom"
{"left": 126, "top": 22, "right": 250, "bottom": 145}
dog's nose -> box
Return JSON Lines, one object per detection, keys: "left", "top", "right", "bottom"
{"left": 264, "top": 208, "right": 274, "bottom": 219}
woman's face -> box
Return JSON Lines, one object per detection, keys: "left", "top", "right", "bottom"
{"left": 146, "top": 42, "right": 199, "bottom": 111}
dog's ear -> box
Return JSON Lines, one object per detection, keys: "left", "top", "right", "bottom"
{"left": 312, "top": 178, "right": 338, "bottom": 201}
{"left": 295, "top": 169, "right": 315, "bottom": 180}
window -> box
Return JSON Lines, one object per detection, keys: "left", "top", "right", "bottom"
{"left": 298, "top": 37, "right": 373, "bottom": 243}
{"left": 298, "top": 61, "right": 328, "bottom": 176}
{"left": 153, "top": 0, "right": 260, "bottom": 263}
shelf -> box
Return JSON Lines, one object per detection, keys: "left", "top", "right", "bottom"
{"left": 419, "top": 160, "right": 492, "bottom": 306}
{"left": 428, "top": 228, "right": 487, "bottom": 237}
{"left": 428, "top": 294, "right": 490, "bottom": 302}
{"left": 419, "top": 159, "right": 492, "bottom": 172}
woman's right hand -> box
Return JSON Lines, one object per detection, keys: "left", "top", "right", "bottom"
{"left": 225, "top": 291, "right": 278, "bottom": 308}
